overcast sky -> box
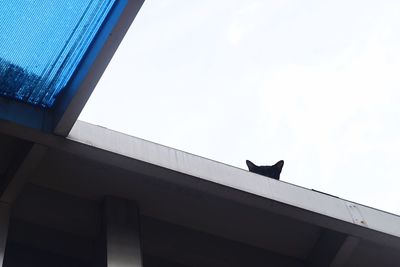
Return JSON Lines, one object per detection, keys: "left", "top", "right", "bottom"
{"left": 80, "top": 0, "right": 400, "bottom": 215}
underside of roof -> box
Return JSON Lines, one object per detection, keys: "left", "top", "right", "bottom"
{"left": 1, "top": 120, "right": 400, "bottom": 266}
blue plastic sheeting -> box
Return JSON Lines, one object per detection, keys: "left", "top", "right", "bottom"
{"left": 0, "top": 0, "right": 117, "bottom": 108}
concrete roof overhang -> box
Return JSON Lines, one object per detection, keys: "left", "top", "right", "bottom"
{"left": 1, "top": 119, "right": 400, "bottom": 266}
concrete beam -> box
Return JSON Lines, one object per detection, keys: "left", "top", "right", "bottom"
{"left": 53, "top": 0, "right": 145, "bottom": 136}
{"left": 306, "top": 229, "right": 359, "bottom": 267}
{"left": 103, "top": 197, "right": 142, "bottom": 267}
{"left": 1, "top": 144, "right": 47, "bottom": 204}
{"left": 66, "top": 120, "right": 400, "bottom": 251}
{"left": 330, "top": 235, "right": 359, "bottom": 267}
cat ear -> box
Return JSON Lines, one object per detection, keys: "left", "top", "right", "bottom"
{"left": 273, "top": 160, "right": 284, "bottom": 172}
{"left": 246, "top": 160, "right": 257, "bottom": 171}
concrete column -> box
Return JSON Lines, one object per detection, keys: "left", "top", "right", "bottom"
{"left": 0, "top": 202, "right": 10, "bottom": 267}
{"left": 103, "top": 197, "right": 142, "bottom": 267}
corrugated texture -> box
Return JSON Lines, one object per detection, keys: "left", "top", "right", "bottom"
{"left": 0, "top": 0, "right": 117, "bottom": 107}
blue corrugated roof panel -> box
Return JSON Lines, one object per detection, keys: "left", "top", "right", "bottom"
{"left": 0, "top": 0, "right": 117, "bottom": 108}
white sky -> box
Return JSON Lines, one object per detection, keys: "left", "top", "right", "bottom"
{"left": 80, "top": 0, "right": 400, "bottom": 215}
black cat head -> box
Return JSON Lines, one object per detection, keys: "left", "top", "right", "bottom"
{"left": 246, "top": 160, "right": 284, "bottom": 180}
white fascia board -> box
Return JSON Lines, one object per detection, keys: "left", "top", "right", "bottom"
{"left": 68, "top": 120, "right": 400, "bottom": 241}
